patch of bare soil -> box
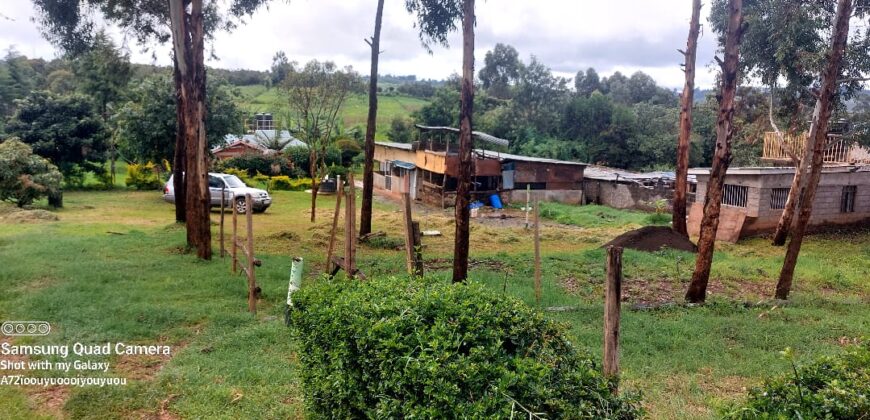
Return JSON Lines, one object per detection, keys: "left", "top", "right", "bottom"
{"left": 603, "top": 226, "right": 697, "bottom": 253}
{"left": 2, "top": 209, "right": 59, "bottom": 223}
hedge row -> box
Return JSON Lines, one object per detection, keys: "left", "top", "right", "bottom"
{"left": 290, "top": 277, "right": 641, "bottom": 419}
{"left": 723, "top": 344, "right": 869, "bottom": 419}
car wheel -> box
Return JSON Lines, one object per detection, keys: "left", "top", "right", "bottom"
{"left": 235, "top": 197, "right": 247, "bottom": 214}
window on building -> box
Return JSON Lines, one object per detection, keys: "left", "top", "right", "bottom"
{"left": 841, "top": 186, "right": 857, "bottom": 213}
{"left": 770, "top": 188, "right": 790, "bottom": 209}
{"left": 721, "top": 184, "right": 748, "bottom": 208}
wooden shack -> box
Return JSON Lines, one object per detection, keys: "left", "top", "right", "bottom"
{"left": 373, "top": 126, "right": 586, "bottom": 207}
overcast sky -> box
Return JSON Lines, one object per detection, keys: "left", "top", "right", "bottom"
{"left": 1, "top": 0, "right": 720, "bottom": 89}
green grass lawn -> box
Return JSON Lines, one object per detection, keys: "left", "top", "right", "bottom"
{"left": 0, "top": 190, "right": 867, "bottom": 419}
{"left": 233, "top": 85, "right": 428, "bottom": 140}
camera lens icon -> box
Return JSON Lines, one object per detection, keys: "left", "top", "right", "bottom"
{"left": 1, "top": 321, "right": 51, "bottom": 336}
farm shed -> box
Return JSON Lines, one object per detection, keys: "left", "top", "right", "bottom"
{"left": 687, "top": 166, "right": 870, "bottom": 242}
{"left": 373, "top": 126, "right": 586, "bottom": 207}
{"left": 583, "top": 166, "right": 692, "bottom": 211}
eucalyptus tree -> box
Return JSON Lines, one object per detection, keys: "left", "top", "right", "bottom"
{"left": 360, "top": 0, "right": 386, "bottom": 237}
{"left": 405, "top": 0, "right": 476, "bottom": 282}
{"left": 673, "top": 0, "right": 702, "bottom": 236}
{"left": 685, "top": 0, "right": 744, "bottom": 303}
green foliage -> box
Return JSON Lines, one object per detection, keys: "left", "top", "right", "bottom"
{"left": 115, "top": 73, "right": 244, "bottom": 163}
{"left": 215, "top": 153, "right": 296, "bottom": 178}
{"left": 267, "top": 176, "right": 312, "bottom": 191}
{"left": 645, "top": 212, "right": 671, "bottom": 226}
{"left": 0, "top": 138, "right": 63, "bottom": 207}
{"left": 125, "top": 162, "right": 164, "bottom": 190}
{"left": 290, "top": 276, "right": 641, "bottom": 419}
{"left": 539, "top": 203, "right": 654, "bottom": 228}
{"left": 72, "top": 31, "right": 131, "bottom": 118}
{"left": 386, "top": 116, "right": 414, "bottom": 142}
{"left": 723, "top": 344, "right": 870, "bottom": 419}
{"left": 5, "top": 90, "right": 109, "bottom": 179}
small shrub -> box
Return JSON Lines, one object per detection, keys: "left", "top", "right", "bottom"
{"left": 722, "top": 344, "right": 870, "bottom": 419}
{"left": 269, "top": 176, "right": 293, "bottom": 191}
{"left": 291, "top": 277, "right": 641, "bottom": 419}
{"left": 645, "top": 212, "right": 670, "bottom": 226}
{"left": 0, "top": 138, "right": 63, "bottom": 206}
{"left": 126, "top": 162, "right": 164, "bottom": 190}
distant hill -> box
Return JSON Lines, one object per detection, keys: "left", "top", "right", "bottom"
{"left": 232, "top": 85, "right": 430, "bottom": 140}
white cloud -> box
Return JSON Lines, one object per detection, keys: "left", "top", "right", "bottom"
{"left": 2, "top": 0, "right": 720, "bottom": 88}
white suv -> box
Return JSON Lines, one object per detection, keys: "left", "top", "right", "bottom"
{"left": 163, "top": 173, "right": 272, "bottom": 213}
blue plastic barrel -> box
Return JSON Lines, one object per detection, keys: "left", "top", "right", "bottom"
{"left": 489, "top": 194, "right": 503, "bottom": 209}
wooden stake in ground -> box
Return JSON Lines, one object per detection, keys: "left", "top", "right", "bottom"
{"left": 402, "top": 192, "right": 415, "bottom": 275}
{"left": 412, "top": 221, "right": 423, "bottom": 277}
{"left": 326, "top": 176, "right": 342, "bottom": 272}
{"left": 533, "top": 200, "right": 542, "bottom": 306}
{"left": 220, "top": 186, "right": 226, "bottom": 258}
{"left": 604, "top": 245, "right": 623, "bottom": 389}
{"left": 245, "top": 194, "right": 257, "bottom": 314}
{"left": 524, "top": 184, "right": 531, "bottom": 229}
{"left": 231, "top": 196, "right": 238, "bottom": 273}
{"left": 344, "top": 172, "right": 357, "bottom": 279}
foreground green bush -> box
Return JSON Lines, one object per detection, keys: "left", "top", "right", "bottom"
{"left": 0, "top": 138, "right": 63, "bottom": 206}
{"left": 290, "top": 277, "right": 641, "bottom": 419}
{"left": 722, "top": 344, "right": 869, "bottom": 419}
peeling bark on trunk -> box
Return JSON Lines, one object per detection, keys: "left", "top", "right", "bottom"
{"left": 452, "top": 0, "right": 475, "bottom": 283}
{"left": 172, "top": 57, "right": 186, "bottom": 224}
{"left": 776, "top": 0, "right": 852, "bottom": 300}
{"left": 170, "top": 0, "right": 211, "bottom": 259}
{"left": 673, "top": 0, "right": 702, "bottom": 236}
{"left": 310, "top": 150, "right": 318, "bottom": 223}
{"left": 685, "top": 0, "right": 743, "bottom": 303}
{"left": 360, "top": 0, "right": 385, "bottom": 237}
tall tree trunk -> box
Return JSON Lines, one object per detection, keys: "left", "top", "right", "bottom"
{"left": 360, "top": 0, "right": 385, "bottom": 237}
{"left": 673, "top": 0, "right": 702, "bottom": 236}
{"left": 685, "top": 0, "right": 743, "bottom": 303}
{"left": 170, "top": 0, "right": 211, "bottom": 259}
{"left": 172, "top": 57, "right": 186, "bottom": 224}
{"left": 452, "top": 0, "right": 475, "bottom": 283}
{"left": 776, "top": 0, "right": 852, "bottom": 300}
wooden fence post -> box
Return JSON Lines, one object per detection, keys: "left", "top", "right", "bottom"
{"left": 525, "top": 184, "right": 531, "bottom": 229}
{"left": 220, "top": 186, "right": 226, "bottom": 258}
{"left": 534, "top": 200, "right": 542, "bottom": 306}
{"left": 231, "top": 195, "right": 238, "bottom": 273}
{"left": 344, "top": 172, "right": 357, "bottom": 279}
{"left": 604, "top": 245, "right": 623, "bottom": 390}
{"left": 326, "top": 176, "right": 342, "bottom": 273}
{"left": 402, "top": 192, "right": 415, "bottom": 275}
{"left": 246, "top": 194, "right": 257, "bottom": 314}
{"left": 412, "top": 221, "right": 423, "bottom": 277}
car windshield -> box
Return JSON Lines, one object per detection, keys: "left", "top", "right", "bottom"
{"left": 223, "top": 176, "right": 246, "bottom": 188}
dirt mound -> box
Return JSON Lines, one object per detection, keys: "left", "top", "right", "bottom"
{"left": 3, "top": 209, "right": 59, "bottom": 223}
{"left": 602, "top": 226, "right": 696, "bottom": 253}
